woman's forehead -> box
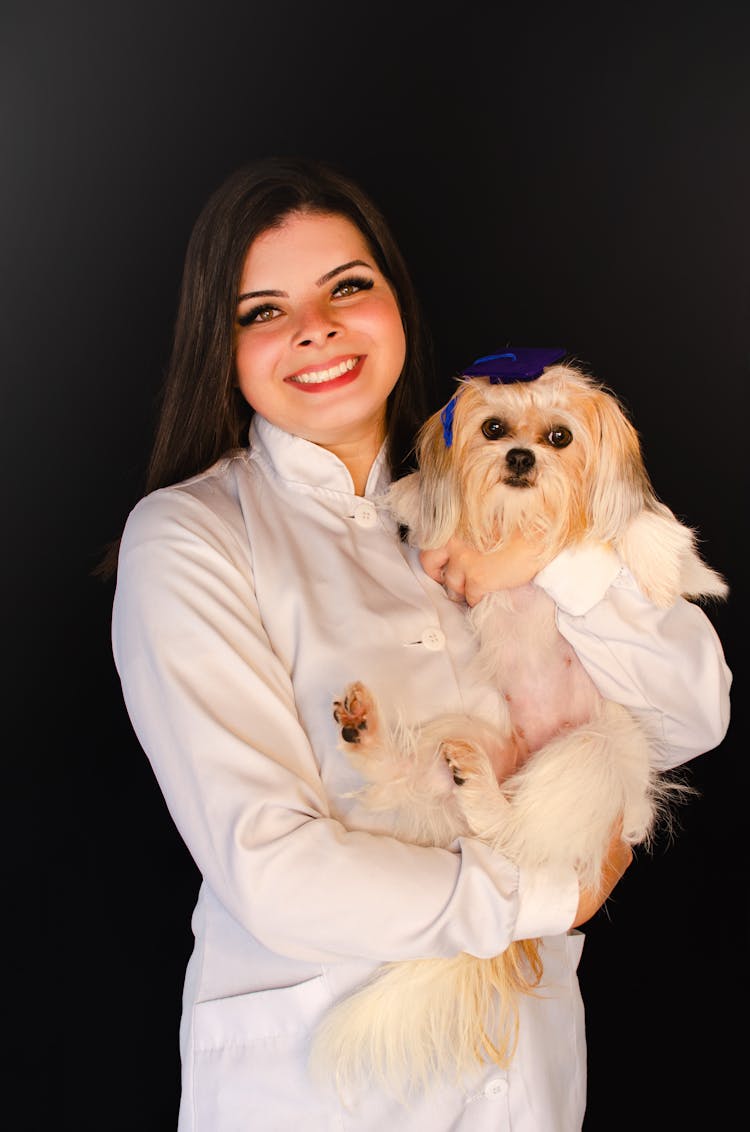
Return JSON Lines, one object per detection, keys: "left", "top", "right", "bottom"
{"left": 242, "top": 212, "right": 372, "bottom": 280}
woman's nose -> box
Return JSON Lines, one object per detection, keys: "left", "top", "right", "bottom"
{"left": 293, "top": 304, "right": 340, "bottom": 347}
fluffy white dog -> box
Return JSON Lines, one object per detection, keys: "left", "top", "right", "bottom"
{"left": 311, "top": 354, "right": 727, "bottom": 1097}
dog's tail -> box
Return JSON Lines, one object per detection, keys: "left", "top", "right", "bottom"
{"left": 309, "top": 942, "right": 542, "bottom": 1099}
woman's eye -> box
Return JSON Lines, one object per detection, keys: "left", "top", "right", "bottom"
{"left": 332, "top": 275, "right": 374, "bottom": 299}
{"left": 547, "top": 426, "right": 573, "bottom": 448}
{"left": 481, "top": 418, "right": 507, "bottom": 440}
{"left": 237, "top": 304, "right": 281, "bottom": 327}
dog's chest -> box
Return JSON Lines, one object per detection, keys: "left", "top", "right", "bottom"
{"left": 472, "top": 585, "right": 602, "bottom": 754}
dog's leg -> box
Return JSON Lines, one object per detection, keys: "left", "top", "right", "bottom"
{"left": 440, "top": 736, "right": 514, "bottom": 838}
{"left": 437, "top": 723, "right": 529, "bottom": 840}
{"left": 479, "top": 702, "right": 664, "bottom": 889}
{"left": 333, "top": 680, "right": 416, "bottom": 795}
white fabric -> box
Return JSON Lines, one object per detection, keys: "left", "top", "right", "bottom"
{"left": 112, "top": 414, "right": 731, "bottom": 1131}
{"left": 535, "top": 547, "right": 731, "bottom": 765}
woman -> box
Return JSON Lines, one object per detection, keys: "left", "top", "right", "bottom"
{"left": 110, "top": 156, "right": 731, "bottom": 1130}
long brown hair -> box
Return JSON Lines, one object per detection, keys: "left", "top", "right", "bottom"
{"left": 97, "top": 156, "right": 433, "bottom": 578}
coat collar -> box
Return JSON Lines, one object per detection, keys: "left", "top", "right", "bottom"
{"left": 249, "top": 415, "right": 391, "bottom": 499}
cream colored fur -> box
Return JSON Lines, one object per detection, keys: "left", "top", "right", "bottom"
{"left": 310, "top": 364, "right": 727, "bottom": 1098}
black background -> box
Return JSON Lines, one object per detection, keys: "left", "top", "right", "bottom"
{"left": 5, "top": 3, "right": 748, "bottom": 1129}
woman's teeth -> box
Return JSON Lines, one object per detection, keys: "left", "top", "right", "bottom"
{"left": 291, "top": 357, "right": 359, "bottom": 384}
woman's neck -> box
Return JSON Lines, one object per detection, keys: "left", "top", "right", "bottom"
{"left": 319, "top": 416, "right": 386, "bottom": 495}
{"left": 321, "top": 437, "right": 381, "bottom": 495}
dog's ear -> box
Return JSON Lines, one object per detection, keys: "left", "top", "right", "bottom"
{"left": 616, "top": 505, "right": 729, "bottom": 607}
{"left": 584, "top": 383, "right": 729, "bottom": 606}
{"left": 400, "top": 395, "right": 465, "bottom": 547}
{"left": 584, "top": 386, "right": 653, "bottom": 541}
{"left": 384, "top": 472, "right": 422, "bottom": 539}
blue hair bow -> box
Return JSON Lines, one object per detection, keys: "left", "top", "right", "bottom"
{"left": 441, "top": 395, "right": 458, "bottom": 447}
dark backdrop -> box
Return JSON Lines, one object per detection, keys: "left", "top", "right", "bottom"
{"left": 5, "top": 3, "right": 748, "bottom": 1129}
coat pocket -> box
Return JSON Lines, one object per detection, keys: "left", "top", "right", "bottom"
{"left": 191, "top": 975, "right": 339, "bottom": 1131}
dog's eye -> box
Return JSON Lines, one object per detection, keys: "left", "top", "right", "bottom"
{"left": 547, "top": 426, "right": 572, "bottom": 448}
{"left": 481, "top": 418, "right": 506, "bottom": 440}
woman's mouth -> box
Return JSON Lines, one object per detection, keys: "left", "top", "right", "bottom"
{"left": 286, "top": 356, "right": 363, "bottom": 391}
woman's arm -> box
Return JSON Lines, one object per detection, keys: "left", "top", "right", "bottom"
{"left": 420, "top": 537, "right": 732, "bottom": 770}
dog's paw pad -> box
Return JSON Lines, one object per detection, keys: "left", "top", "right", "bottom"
{"left": 333, "top": 681, "right": 375, "bottom": 745}
{"left": 447, "top": 759, "right": 466, "bottom": 786}
{"left": 341, "top": 722, "right": 367, "bottom": 744}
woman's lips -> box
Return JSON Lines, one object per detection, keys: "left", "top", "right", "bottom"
{"left": 285, "top": 355, "right": 364, "bottom": 392}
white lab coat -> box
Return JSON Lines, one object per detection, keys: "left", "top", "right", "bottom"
{"left": 112, "top": 415, "right": 731, "bottom": 1131}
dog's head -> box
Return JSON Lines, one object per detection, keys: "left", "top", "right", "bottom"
{"left": 389, "top": 363, "right": 654, "bottom": 554}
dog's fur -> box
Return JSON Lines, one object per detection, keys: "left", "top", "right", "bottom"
{"left": 310, "top": 363, "right": 727, "bottom": 1098}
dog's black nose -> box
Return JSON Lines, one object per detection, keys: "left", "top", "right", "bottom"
{"left": 506, "top": 448, "right": 535, "bottom": 474}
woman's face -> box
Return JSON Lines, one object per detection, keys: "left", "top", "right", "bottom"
{"left": 234, "top": 211, "right": 406, "bottom": 461}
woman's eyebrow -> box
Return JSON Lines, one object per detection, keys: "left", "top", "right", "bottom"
{"left": 237, "top": 260, "right": 373, "bottom": 303}
{"left": 315, "top": 259, "right": 373, "bottom": 286}
{"left": 237, "top": 287, "right": 286, "bottom": 302}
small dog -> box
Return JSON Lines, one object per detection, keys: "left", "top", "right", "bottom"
{"left": 310, "top": 353, "right": 727, "bottom": 1097}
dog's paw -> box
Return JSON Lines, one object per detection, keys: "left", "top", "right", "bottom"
{"left": 439, "top": 738, "right": 508, "bottom": 838}
{"left": 440, "top": 738, "right": 493, "bottom": 788}
{"left": 333, "top": 681, "right": 378, "bottom": 747}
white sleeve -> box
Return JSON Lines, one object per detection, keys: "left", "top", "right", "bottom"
{"left": 112, "top": 490, "right": 578, "bottom": 966}
{"left": 535, "top": 545, "right": 732, "bottom": 769}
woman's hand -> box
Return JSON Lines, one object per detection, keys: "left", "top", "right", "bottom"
{"left": 571, "top": 820, "right": 633, "bottom": 928}
{"left": 419, "top": 531, "right": 551, "bottom": 607}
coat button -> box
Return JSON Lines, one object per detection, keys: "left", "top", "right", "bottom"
{"left": 353, "top": 503, "right": 378, "bottom": 528}
{"left": 421, "top": 627, "right": 446, "bottom": 651}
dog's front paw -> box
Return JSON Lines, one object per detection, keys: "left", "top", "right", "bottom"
{"left": 333, "top": 681, "right": 378, "bottom": 747}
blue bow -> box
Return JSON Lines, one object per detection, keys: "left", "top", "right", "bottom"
{"left": 441, "top": 395, "right": 458, "bottom": 448}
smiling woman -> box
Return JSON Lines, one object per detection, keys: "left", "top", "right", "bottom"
{"left": 106, "top": 156, "right": 731, "bottom": 1132}
{"left": 233, "top": 212, "right": 406, "bottom": 492}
